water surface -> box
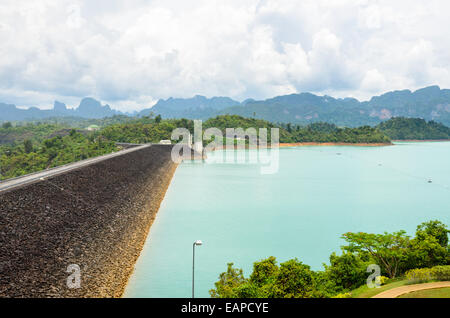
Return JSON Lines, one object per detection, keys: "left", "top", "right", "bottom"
{"left": 124, "top": 142, "right": 450, "bottom": 298}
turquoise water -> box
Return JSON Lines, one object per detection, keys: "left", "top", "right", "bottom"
{"left": 124, "top": 142, "right": 450, "bottom": 298}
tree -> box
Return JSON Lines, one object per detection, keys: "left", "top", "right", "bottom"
{"left": 2, "top": 122, "right": 12, "bottom": 129}
{"left": 341, "top": 231, "right": 410, "bottom": 278}
{"left": 416, "top": 220, "right": 449, "bottom": 247}
{"left": 23, "top": 139, "right": 33, "bottom": 154}
{"left": 249, "top": 256, "right": 279, "bottom": 287}
{"left": 246, "top": 256, "right": 279, "bottom": 297}
{"left": 324, "top": 252, "right": 369, "bottom": 291}
{"left": 402, "top": 221, "right": 449, "bottom": 270}
{"left": 407, "top": 233, "right": 448, "bottom": 269}
{"left": 155, "top": 114, "right": 162, "bottom": 123}
{"left": 209, "top": 263, "right": 247, "bottom": 298}
{"left": 272, "top": 259, "right": 314, "bottom": 298}
{"left": 210, "top": 257, "right": 316, "bottom": 298}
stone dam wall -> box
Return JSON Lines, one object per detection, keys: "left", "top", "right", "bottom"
{"left": 0, "top": 145, "right": 178, "bottom": 298}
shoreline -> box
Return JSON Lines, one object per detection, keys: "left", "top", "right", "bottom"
{"left": 119, "top": 162, "right": 179, "bottom": 298}
{"left": 278, "top": 142, "right": 392, "bottom": 147}
{"left": 210, "top": 142, "right": 392, "bottom": 151}
{"left": 393, "top": 139, "right": 450, "bottom": 142}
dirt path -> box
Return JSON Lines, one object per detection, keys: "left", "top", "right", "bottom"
{"left": 372, "top": 281, "right": 450, "bottom": 298}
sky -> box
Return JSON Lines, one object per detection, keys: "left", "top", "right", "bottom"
{"left": 0, "top": 0, "right": 450, "bottom": 112}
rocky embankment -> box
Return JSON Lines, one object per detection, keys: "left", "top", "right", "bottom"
{"left": 0, "top": 144, "right": 178, "bottom": 298}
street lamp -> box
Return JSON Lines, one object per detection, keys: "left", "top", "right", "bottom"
{"left": 192, "top": 240, "right": 203, "bottom": 298}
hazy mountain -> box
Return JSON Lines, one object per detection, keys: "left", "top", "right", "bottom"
{"left": 136, "top": 86, "right": 450, "bottom": 126}
{"left": 75, "top": 98, "right": 118, "bottom": 118}
{"left": 2, "top": 86, "right": 450, "bottom": 126}
{"left": 214, "top": 86, "right": 450, "bottom": 127}
{"left": 138, "top": 95, "right": 240, "bottom": 119}
{"left": 0, "top": 98, "right": 121, "bottom": 121}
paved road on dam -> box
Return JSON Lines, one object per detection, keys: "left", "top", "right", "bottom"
{"left": 0, "top": 144, "right": 152, "bottom": 193}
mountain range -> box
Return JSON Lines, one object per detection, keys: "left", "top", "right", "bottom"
{"left": 2, "top": 86, "right": 450, "bottom": 126}
{"left": 0, "top": 98, "right": 119, "bottom": 121}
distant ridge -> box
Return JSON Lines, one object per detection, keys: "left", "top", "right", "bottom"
{"left": 138, "top": 95, "right": 240, "bottom": 119}
{"left": 2, "top": 86, "right": 450, "bottom": 126}
{"left": 212, "top": 86, "right": 450, "bottom": 127}
{"left": 0, "top": 98, "right": 119, "bottom": 121}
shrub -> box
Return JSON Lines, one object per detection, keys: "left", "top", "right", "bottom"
{"left": 332, "top": 292, "right": 352, "bottom": 298}
{"left": 405, "top": 265, "right": 450, "bottom": 283}
{"left": 272, "top": 259, "right": 315, "bottom": 298}
{"left": 379, "top": 276, "right": 389, "bottom": 285}
{"left": 432, "top": 265, "right": 450, "bottom": 281}
{"left": 324, "top": 252, "right": 369, "bottom": 291}
{"left": 406, "top": 268, "right": 434, "bottom": 283}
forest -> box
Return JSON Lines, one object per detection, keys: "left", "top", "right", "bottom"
{"left": 377, "top": 117, "right": 450, "bottom": 140}
{"left": 2, "top": 114, "right": 449, "bottom": 180}
{"left": 0, "top": 129, "right": 118, "bottom": 180}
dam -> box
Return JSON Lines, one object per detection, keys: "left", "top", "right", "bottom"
{"left": 0, "top": 144, "right": 177, "bottom": 297}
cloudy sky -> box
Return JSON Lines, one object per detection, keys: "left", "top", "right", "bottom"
{"left": 0, "top": 0, "right": 449, "bottom": 111}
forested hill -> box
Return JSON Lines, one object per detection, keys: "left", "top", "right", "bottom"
{"left": 0, "top": 115, "right": 392, "bottom": 179}
{"left": 377, "top": 117, "right": 450, "bottom": 140}
{"left": 98, "top": 115, "right": 391, "bottom": 145}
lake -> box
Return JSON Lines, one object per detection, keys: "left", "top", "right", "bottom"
{"left": 124, "top": 142, "right": 450, "bottom": 298}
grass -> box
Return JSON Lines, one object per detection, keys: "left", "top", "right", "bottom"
{"left": 398, "top": 287, "right": 450, "bottom": 298}
{"left": 350, "top": 277, "right": 409, "bottom": 298}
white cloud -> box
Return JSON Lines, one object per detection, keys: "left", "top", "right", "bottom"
{"left": 0, "top": 0, "right": 450, "bottom": 111}
{"left": 360, "top": 69, "right": 386, "bottom": 92}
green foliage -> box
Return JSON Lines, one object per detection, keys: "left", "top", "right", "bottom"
{"left": 272, "top": 259, "right": 315, "bottom": 298}
{"left": 209, "top": 263, "right": 247, "bottom": 298}
{"left": 98, "top": 115, "right": 391, "bottom": 145}
{"left": 288, "top": 124, "right": 390, "bottom": 144}
{"left": 416, "top": 220, "right": 449, "bottom": 247}
{"left": 249, "top": 256, "right": 279, "bottom": 288}
{"left": 379, "top": 276, "right": 389, "bottom": 285}
{"left": 341, "top": 231, "right": 410, "bottom": 278}
{"left": 14, "top": 115, "right": 135, "bottom": 129}
{"left": 2, "top": 114, "right": 390, "bottom": 181}
{"left": 23, "top": 139, "right": 33, "bottom": 154}
{"left": 0, "top": 130, "right": 118, "bottom": 180}
{"left": 406, "top": 265, "right": 450, "bottom": 283}
{"left": 332, "top": 292, "right": 352, "bottom": 298}
{"left": 0, "top": 114, "right": 401, "bottom": 182}
{"left": 0, "top": 122, "right": 65, "bottom": 145}
{"left": 432, "top": 265, "right": 450, "bottom": 281}
{"left": 2, "top": 122, "right": 12, "bottom": 129}
{"left": 211, "top": 222, "right": 450, "bottom": 298}
{"left": 323, "top": 252, "right": 369, "bottom": 291}
{"left": 377, "top": 117, "right": 450, "bottom": 140}
{"left": 404, "top": 221, "right": 449, "bottom": 270}
{"left": 210, "top": 257, "right": 320, "bottom": 298}
{"left": 406, "top": 232, "right": 448, "bottom": 270}
{"left": 99, "top": 117, "right": 185, "bottom": 144}
{"left": 307, "top": 122, "right": 338, "bottom": 134}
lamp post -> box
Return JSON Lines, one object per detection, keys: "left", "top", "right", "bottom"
{"left": 192, "top": 240, "right": 203, "bottom": 298}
